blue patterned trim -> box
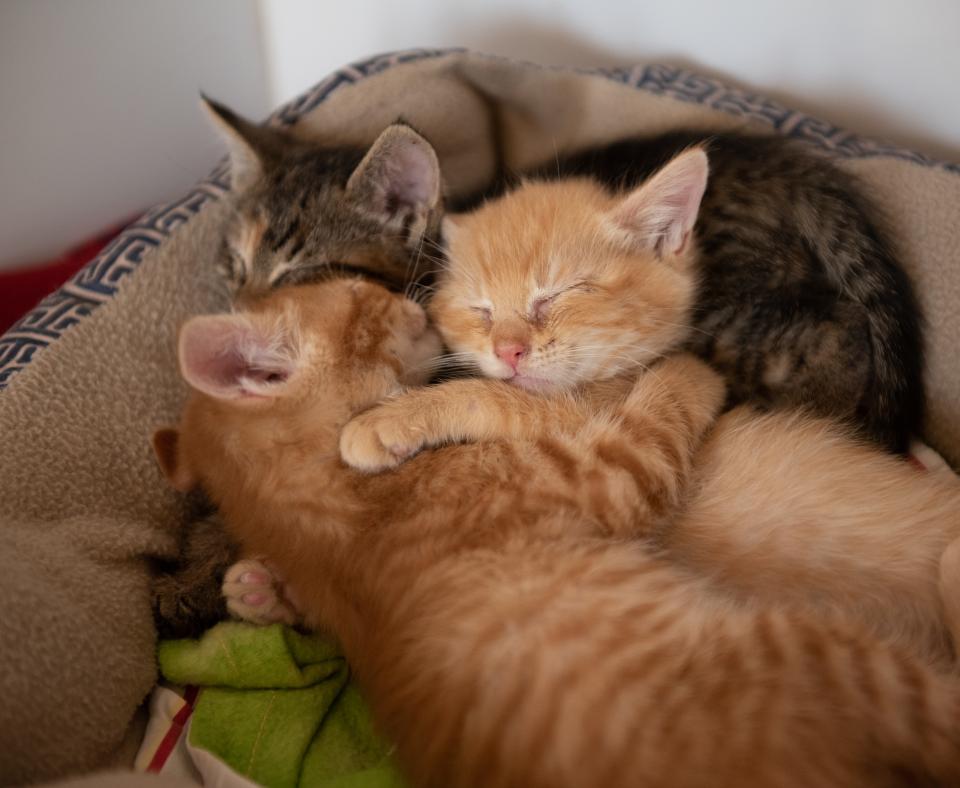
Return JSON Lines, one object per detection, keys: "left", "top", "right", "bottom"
{"left": 596, "top": 63, "right": 960, "bottom": 175}
{"left": 1, "top": 48, "right": 956, "bottom": 391}
{"left": 269, "top": 48, "right": 460, "bottom": 127}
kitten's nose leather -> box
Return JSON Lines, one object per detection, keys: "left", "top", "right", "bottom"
{"left": 494, "top": 343, "right": 527, "bottom": 371}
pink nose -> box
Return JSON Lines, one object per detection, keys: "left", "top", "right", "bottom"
{"left": 494, "top": 342, "right": 527, "bottom": 371}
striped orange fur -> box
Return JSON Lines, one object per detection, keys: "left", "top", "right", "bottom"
{"left": 157, "top": 279, "right": 960, "bottom": 788}
{"left": 397, "top": 172, "right": 960, "bottom": 666}
{"left": 351, "top": 381, "right": 960, "bottom": 666}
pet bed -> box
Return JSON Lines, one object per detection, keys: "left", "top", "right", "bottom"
{"left": 1, "top": 48, "right": 958, "bottom": 786}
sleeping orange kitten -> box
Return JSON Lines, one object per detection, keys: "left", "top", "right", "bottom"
{"left": 339, "top": 149, "right": 960, "bottom": 666}
{"left": 155, "top": 278, "right": 960, "bottom": 788}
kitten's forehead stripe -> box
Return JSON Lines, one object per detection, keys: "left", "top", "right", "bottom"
{"left": 268, "top": 264, "right": 292, "bottom": 286}
{"left": 233, "top": 216, "right": 267, "bottom": 270}
{"left": 267, "top": 216, "right": 302, "bottom": 253}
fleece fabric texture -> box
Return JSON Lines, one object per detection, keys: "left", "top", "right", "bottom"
{"left": 0, "top": 49, "right": 958, "bottom": 785}
{"left": 42, "top": 776, "right": 195, "bottom": 788}
{"left": 158, "top": 622, "right": 403, "bottom": 788}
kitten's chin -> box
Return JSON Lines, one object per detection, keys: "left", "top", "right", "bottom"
{"left": 508, "top": 374, "right": 557, "bottom": 393}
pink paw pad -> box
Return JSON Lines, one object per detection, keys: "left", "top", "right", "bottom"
{"left": 222, "top": 558, "right": 298, "bottom": 626}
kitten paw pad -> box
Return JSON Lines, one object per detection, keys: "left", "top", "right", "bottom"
{"left": 339, "top": 411, "right": 424, "bottom": 472}
{"left": 222, "top": 558, "right": 297, "bottom": 626}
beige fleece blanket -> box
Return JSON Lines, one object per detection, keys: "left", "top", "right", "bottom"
{"left": 1, "top": 49, "right": 958, "bottom": 785}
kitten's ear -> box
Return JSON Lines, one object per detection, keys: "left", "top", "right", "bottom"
{"left": 151, "top": 428, "right": 197, "bottom": 493}
{"left": 346, "top": 123, "right": 441, "bottom": 230}
{"left": 178, "top": 313, "right": 299, "bottom": 401}
{"left": 201, "top": 95, "right": 268, "bottom": 192}
{"left": 609, "top": 148, "right": 708, "bottom": 258}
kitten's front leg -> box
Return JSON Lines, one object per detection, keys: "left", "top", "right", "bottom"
{"left": 614, "top": 354, "right": 726, "bottom": 519}
{"left": 619, "top": 354, "right": 726, "bottom": 443}
{"left": 572, "top": 356, "right": 725, "bottom": 536}
{"left": 340, "top": 378, "right": 592, "bottom": 472}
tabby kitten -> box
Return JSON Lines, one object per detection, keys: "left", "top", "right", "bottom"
{"left": 203, "top": 98, "right": 444, "bottom": 298}
{"left": 445, "top": 131, "right": 923, "bottom": 452}
{"left": 155, "top": 279, "right": 960, "bottom": 788}
{"left": 152, "top": 101, "right": 447, "bottom": 635}
{"left": 151, "top": 512, "right": 236, "bottom": 639}
{"left": 342, "top": 162, "right": 959, "bottom": 666}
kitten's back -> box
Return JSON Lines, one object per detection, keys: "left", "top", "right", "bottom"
{"left": 670, "top": 407, "right": 960, "bottom": 664}
{"left": 365, "top": 538, "right": 960, "bottom": 788}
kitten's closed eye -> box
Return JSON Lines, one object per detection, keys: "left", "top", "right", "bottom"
{"left": 271, "top": 266, "right": 299, "bottom": 288}
{"left": 220, "top": 248, "right": 247, "bottom": 287}
{"left": 471, "top": 306, "right": 493, "bottom": 329}
{"left": 268, "top": 263, "right": 326, "bottom": 290}
{"left": 530, "top": 282, "right": 592, "bottom": 324}
{"left": 531, "top": 294, "right": 557, "bottom": 325}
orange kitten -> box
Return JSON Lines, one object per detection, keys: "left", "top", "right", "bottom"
{"left": 343, "top": 159, "right": 960, "bottom": 666}
{"left": 156, "top": 279, "right": 960, "bottom": 788}
{"left": 348, "top": 379, "right": 960, "bottom": 666}
{"left": 432, "top": 170, "right": 700, "bottom": 391}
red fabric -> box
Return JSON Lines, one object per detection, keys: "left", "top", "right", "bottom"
{"left": 0, "top": 221, "right": 130, "bottom": 334}
{"left": 146, "top": 685, "right": 200, "bottom": 773}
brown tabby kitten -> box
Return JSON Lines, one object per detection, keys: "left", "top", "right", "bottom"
{"left": 152, "top": 101, "right": 447, "bottom": 634}
{"left": 342, "top": 165, "right": 960, "bottom": 666}
{"left": 203, "top": 98, "right": 444, "bottom": 298}
{"left": 151, "top": 512, "right": 236, "bottom": 639}
{"left": 155, "top": 279, "right": 960, "bottom": 788}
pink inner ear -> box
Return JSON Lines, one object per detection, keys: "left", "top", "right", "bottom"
{"left": 613, "top": 148, "right": 709, "bottom": 256}
{"left": 179, "top": 316, "right": 293, "bottom": 400}
{"left": 385, "top": 140, "right": 438, "bottom": 209}
{"left": 350, "top": 126, "right": 440, "bottom": 220}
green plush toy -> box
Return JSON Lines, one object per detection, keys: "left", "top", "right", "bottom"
{"left": 159, "top": 622, "right": 405, "bottom": 788}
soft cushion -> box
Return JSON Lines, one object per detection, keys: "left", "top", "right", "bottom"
{"left": 0, "top": 49, "right": 957, "bottom": 784}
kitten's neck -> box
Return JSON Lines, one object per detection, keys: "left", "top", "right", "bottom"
{"left": 213, "top": 424, "right": 373, "bottom": 639}
{"left": 198, "top": 396, "right": 350, "bottom": 534}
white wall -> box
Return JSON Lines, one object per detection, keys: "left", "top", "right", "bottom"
{"left": 0, "top": 0, "right": 270, "bottom": 269}
{"left": 3, "top": 1, "right": 958, "bottom": 272}
{"left": 259, "top": 0, "right": 960, "bottom": 162}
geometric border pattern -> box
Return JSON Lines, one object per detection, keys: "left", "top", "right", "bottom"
{"left": 1, "top": 47, "right": 957, "bottom": 391}
{"left": 598, "top": 63, "right": 960, "bottom": 174}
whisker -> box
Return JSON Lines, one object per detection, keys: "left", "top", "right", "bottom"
{"left": 431, "top": 359, "right": 481, "bottom": 373}
{"left": 645, "top": 317, "right": 717, "bottom": 340}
